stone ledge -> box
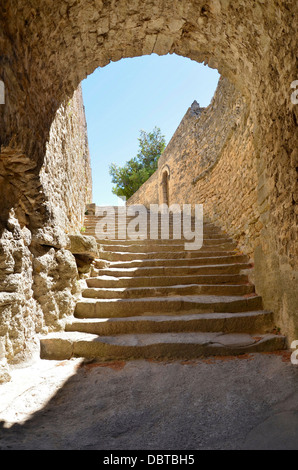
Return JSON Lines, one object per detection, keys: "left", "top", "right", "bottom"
{"left": 68, "top": 234, "right": 98, "bottom": 259}
{"left": 69, "top": 234, "right": 99, "bottom": 276}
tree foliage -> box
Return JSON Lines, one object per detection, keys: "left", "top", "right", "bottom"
{"left": 109, "top": 127, "right": 166, "bottom": 200}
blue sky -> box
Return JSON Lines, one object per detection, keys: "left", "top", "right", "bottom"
{"left": 81, "top": 53, "right": 220, "bottom": 206}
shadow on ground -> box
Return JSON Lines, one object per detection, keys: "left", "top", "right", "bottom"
{"left": 0, "top": 352, "right": 297, "bottom": 450}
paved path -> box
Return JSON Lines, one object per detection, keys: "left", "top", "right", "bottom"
{"left": 0, "top": 352, "right": 297, "bottom": 450}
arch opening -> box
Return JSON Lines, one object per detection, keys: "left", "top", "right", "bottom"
{"left": 81, "top": 54, "right": 219, "bottom": 207}
{"left": 0, "top": 0, "right": 296, "bottom": 371}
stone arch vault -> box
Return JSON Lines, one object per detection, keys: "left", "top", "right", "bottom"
{"left": 0, "top": 0, "right": 297, "bottom": 369}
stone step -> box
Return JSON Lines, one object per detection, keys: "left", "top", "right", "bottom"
{"left": 85, "top": 215, "right": 143, "bottom": 220}
{"left": 85, "top": 221, "right": 221, "bottom": 227}
{"left": 94, "top": 232, "right": 229, "bottom": 241}
{"left": 40, "top": 207, "right": 284, "bottom": 363}
{"left": 84, "top": 220, "right": 221, "bottom": 227}
{"left": 82, "top": 283, "right": 255, "bottom": 299}
{"left": 99, "top": 242, "right": 237, "bottom": 253}
{"left": 86, "top": 211, "right": 199, "bottom": 215}
{"left": 106, "top": 254, "right": 249, "bottom": 268}
{"left": 88, "top": 205, "right": 138, "bottom": 210}
{"left": 84, "top": 224, "right": 222, "bottom": 233}
{"left": 40, "top": 331, "right": 286, "bottom": 361}
{"left": 85, "top": 225, "right": 218, "bottom": 231}
{"left": 84, "top": 215, "right": 214, "bottom": 224}
{"left": 85, "top": 215, "right": 209, "bottom": 221}
{"left": 85, "top": 217, "right": 212, "bottom": 221}
{"left": 85, "top": 231, "right": 223, "bottom": 240}
{"left": 65, "top": 311, "right": 274, "bottom": 336}
{"left": 74, "top": 294, "right": 263, "bottom": 318}
{"left": 95, "top": 263, "right": 251, "bottom": 278}
{"left": 86, "top": 273, "right": 249, "bottom": 288}
{"left": 98, "top": 250, "right": 241, "bottom": 261}
{"left": 84, "top": 219, "right": 212, "bottom": 225}
{"left": 86, "top": 234, "right": 222, "bottom": 242}
{"left": 96, "top": 237, "right": 233, "bottom": 246}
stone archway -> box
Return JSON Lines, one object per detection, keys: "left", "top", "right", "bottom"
{"left": 0, "top": 0, "right": 297, "bottom": 367}
{"left": 1, "top": 1, "right": 296, "bottom": 166}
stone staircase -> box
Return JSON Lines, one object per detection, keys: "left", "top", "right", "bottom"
{"left": 40, "top": 206, "right": 286, "bottom": 361}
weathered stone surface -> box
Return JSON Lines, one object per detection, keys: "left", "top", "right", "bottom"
{"left": 69, "top": 235, "right": 98, "bottom": 259}
{"left": 0, "top": 212, "right": 40, "bottom": 371}
{"left": 93, "top": 259, "right": 110, "bottom": 269}
{"left": 0, "top": 85, "right": 90, "bottom": 369}
{"left": 40, "top": 334, "right": 73, "bottom": 361}
{"left": 40, "top": 331, "right": 286, "bottom": 361}
{"left": 0, "top": 338, "right": 11, "bottom": 384}
{"left": 128, "top": 78, "right": 255, "bottom": 253}
{"left": 127, "top": 76, "right": 298, "bottom": 343}
{"left": 32, "top": 247, "right": 80, "bottom": 329}
{"left": 32, "top": 226, "right": 70, "bottom": 250}
{"left": 0, "top": 208, "right": 82, "bottom": 380}
{"left": 74, "top": 255, "right": 94, "bottom": 275}
{"left": 40, "top": 208, "right": 286, "bottom": 362}
{"left": 85, "top": 203, "right": 96, "bottom": 216}
{"left": 41, "top": 86, "right": 93, "bottom": 235}
{"left": 68, "top": 234, "right": 99, "bottom": 276}
{"left": 66, "top": 311, "right": 274, "bottom": 336}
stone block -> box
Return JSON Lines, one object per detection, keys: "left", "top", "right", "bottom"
{"left": 69, "top": 234, "right": 98, "bottom": 259}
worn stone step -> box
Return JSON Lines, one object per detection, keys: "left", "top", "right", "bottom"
{"left": 98, "top": 250, "right": 241, "bottom": 262}
{"left": 85, "top": 218, "right": 214, "bottom": 222}
{"left": 87, "top": 213, "right": 191, "bottom": 217}
{"left": 86, "top": 273, "right": 249, "bottom": 289}
{"left": 99, "top": 242, "right": 237, "bottom": 253}
{"left": 82, "top": 283, "right": 255, "bottom": 299}
{"left": 40, "top": 331, "right": 286, "bottom": 361}
{"left": 85, "top": 215, "right": 143, "bottom": 220}
{"left": 94, "top": 233, "right": 229, "bottom": 242}
{"left": 74, "top": 295, "right": 263, "bottom": 318}
{"left": 95, "top": 263, "right": 251, "bottom": 278}
{"left": 85, "top": 221, "right": 221, "bottom": 228}
{"left": 85, "top": 226, "right": 220, "bottom": 235}
{"left": 84, "top": 225, "right": 222, "bottom": 234}
{"left": 85, "top": 231, "right": 223, "bottom": 240}
{"left": 65, "top": 311, "right": 274, "bottom": 336}
{"left": 107, "top": 254, "right": 249, "bottom": 268}
{"left": 96, "top": 237, "right": 233, "bottom": 246}
{"left": 40, "top": 206, "right": 284, "bottom": 364}
{"left": 84, "top": 218, "right": 214, "bottom": 223}
{"left": 85, "top": 218, "right": 213, "bottom": 224}
{"left": 85, "top": 216, "right": 211, "bottom": 222}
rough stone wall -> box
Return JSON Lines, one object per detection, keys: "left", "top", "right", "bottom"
{"left": 128, "top": 78, "right": 253, "bottom": 253}
{"left": 0, "top": 209, "right": 81, "bottom": 383}
{"left": 128, "top": 75, "right": 297, "bottom": 344}
{"left": 0, "top": 87, "right": 92, "bottom": 381}
{"left": 0, "top": 214, "right": 38, "bottom": 372}
{"left": 157, "top": 77, "right": 257, "bottom": 256}
{"left": 41, "top": 85, "right": 92, "bottom": 234}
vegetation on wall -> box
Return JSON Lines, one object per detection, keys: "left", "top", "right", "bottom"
{"left": 109, "top": 127, "right": 166, "bottom": 199}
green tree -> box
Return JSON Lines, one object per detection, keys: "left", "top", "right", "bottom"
{"left": 109, "top": 127, "right": 166, "bottom": 199}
